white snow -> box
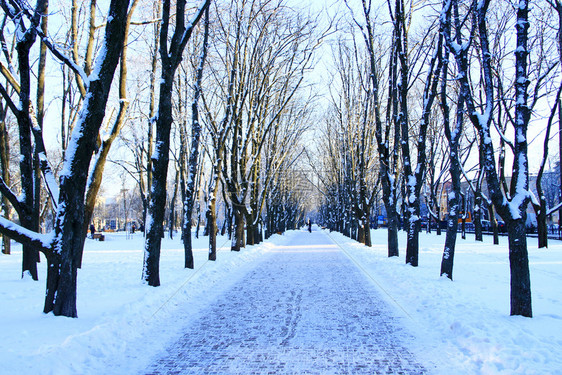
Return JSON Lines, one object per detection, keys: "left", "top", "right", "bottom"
{"left": 1, "top": 229, "right": 561, "bottom": 374}
{"left": 329, "top": 229, "right": 562, "bottom": 374}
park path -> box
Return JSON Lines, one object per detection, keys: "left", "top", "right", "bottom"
{"left": 145, "top": 230, "right": 427, "bottom": 374}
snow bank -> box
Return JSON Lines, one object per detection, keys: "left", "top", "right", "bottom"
{"left": 327, "top": 229, "right": 562, "bottom": 375}
{"left": 0, "top": 232, "right": 277, "bottom": 375}
{"left": 1, "top": 228, "right": 560, "bottom": 374}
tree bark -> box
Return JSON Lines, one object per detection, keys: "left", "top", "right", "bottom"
{"left": 182, "top": 5, "right": 209, "bottom": 267}
{"left": 0, "top": 104, "right": 10, "bottom": 255}
{"left": 506, "top": 218, "right": 532, "bottom": 317}
{"left": 45, "top": 0, "right": 130, "bottom": 315}
{"left": 143, "top": 0, "right": 210, "bottom": 286}
{"left": 231, "top": 207, "right": 244, "bottom": 251}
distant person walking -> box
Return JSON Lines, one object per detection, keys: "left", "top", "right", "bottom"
{"left": 308, "top": 219, "right": 312, "bottom": 233}
{"left": 90, "top": 224, "right": 96, "bottom": 239}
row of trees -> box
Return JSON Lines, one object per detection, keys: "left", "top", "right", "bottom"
{"left": 0, "top": 0, "right": 318, "bottom": 317}
{"left": 314, "top": 0, "right": 562, "bottom": 318}
{"left": 2, "top": 0, "right": 560, "bottom": 320}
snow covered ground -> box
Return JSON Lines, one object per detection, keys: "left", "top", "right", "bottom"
{"left": 328, "top": 229, "right": 562, "bottom": 375}
{"left": 1, "top": 228, "right": 561, "bottom": 374}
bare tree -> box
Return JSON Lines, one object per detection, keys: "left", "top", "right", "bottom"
{"left": 445, "top": 0, "right": 533, "bottom": 317}
{"left": 351, "top": 0, "right": 401, "bottom": 257}
{"left": 0, "top": 0, "right": 49, "bottom": 280}
{"left": 439, "top": 0, "right": 464, "bottom": 280}
{"left": 143, "top": 0, "right": 210, "bottom": 287}
{"left": 0, "top": 0, "right": 131, "bottom": 317}
{"left": 182, "top": 5, "right": 209, "bottom": 266}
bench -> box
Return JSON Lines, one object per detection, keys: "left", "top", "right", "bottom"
{"left": 92, "top": 233, "right": 105, "bottom": 241}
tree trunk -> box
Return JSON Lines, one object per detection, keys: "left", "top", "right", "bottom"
{"left": 231, "top": 208, "right": 244, "bottom": 251}
{"left": 364, "top": 216, "right": 372, "bottom": 247}
{"left": 387, "top": 207, "right": 400, "bottom": 257}
{"left": 183, "top": 214, "right": 194, "bottom": 269}
{"left": 536, "top": 197, "right": 548, "bottom": 249}
{"left": 226, "top": 204, "right": 233, "bottom": 240}
{"left": 207, "top": 199, "right": 217, "bottom": 261}
{"left": 143, "top": 76, "right": 174, "bottom": 287}
{"left": 441, "top": 169, "right": 460, "bottom": 279}
{"left": 488, "top": 205, "right": 499, "bottom": 245}
{"left": 246, "top": 215, "right": 255, "bottom": 246}
{"left": 357, "top": 222, "right": 365, "bottom": 244}
{"left": 474, "top": 195, "right": 483, "bottom": 241}
{"left": 506, "top": 218, "right": 532, "bottom": 317}
{"left": 43, "top": 250, "right": 77, "bottom": 317}
{"left": 143, "top": 0, "right": 210, "bottom": 286}
{"left": 0, "top": 113, "right": 10, "bottom": 255}
{"left": 168, "top": 169, "right": 180, "bottom": 239}
{"left": 0, "top": 0, "right": 129, "bottom": 318}
{"left": 441, "top": 215, "right": 458, "bottom": 279}
{"left": 405, "top": 214, "right": 420, "bottom": 267}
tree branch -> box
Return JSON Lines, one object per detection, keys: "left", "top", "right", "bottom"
{"left": 0, "top": 175, "right": 22, "bottom": 214}
{"left": 0, "top": 216, "right": 51, "bottom": 253}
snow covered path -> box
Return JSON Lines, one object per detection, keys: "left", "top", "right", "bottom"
{"left": 145, "top": 230, "right": 427, "bottom": 374}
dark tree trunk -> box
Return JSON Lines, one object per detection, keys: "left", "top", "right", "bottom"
{"left": 245, "top": 214, "right": 255, "bottom": 246}
{"left": 441, "top": 215, "right": 458, "bottom": 279}
{"left": 207, "top": 201, "right": 216, "bottom": 261}
{"left": 46, "top": 0, "right": 129, "bottom": 316}
{"left": 0, "top": 109, "right": 10, "bottom": 255}
{"left": 15, "top": 18, "right": 40, "bottom": 281}
{"left": 387, "top": 208, "right": 400, "bottom": 257}
{"left": 226, "top": 204, "right": 233, "bottom": 240}
{"left": 536, "top": 198, "right": 548, "bottom": 249}
{"left": 143, "top": 77, "right": 173, "bottom": 287}
{"left": 143, "top": 0, "right": 210, "bottom": 286}
{"left": 506, "top": 218, "right": 532, "bottom": 317}
{"left": 168, "top": 170, "right": 180, "bottom": 239}
{"left": 196, "top": 210, "right": 201, "bottom": 238}
{"left": 183, "top": 214, "right": 194, "bottom": 269}
{"left": 0, "top": 0, "right": 129, "bottom": 317}
{"left": 405, "top": 216, "right": 420, "bottom": 267}
{"left": 231, "top": 208, "right": 244, "bottom": 251}
{"left": 488, "top": 205, "right": 499, "bottom": 245}
{"left": 182, "top": 5, "right": 209, "bottom": 266}
{"left": 364, "top": 216, "right": 372, "bottom": 247}
{"left": 357, "top": 223, "right": 365, "bottom": 244}
{"left": 474, "top": 195, "right": 483, "bottom": 241}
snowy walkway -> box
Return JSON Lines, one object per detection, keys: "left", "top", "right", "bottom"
{"left": 145, "top": 230, "right": 427, "bottom": 375}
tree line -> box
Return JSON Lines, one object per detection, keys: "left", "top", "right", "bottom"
{"left": 0, "top": 0, "right": 320, "bottom": 317}
{"left": 1, "top": 0, "right": 561, "bottom": 319}
{"left": 313, "top": 0, "right": 562, "bottom": 318}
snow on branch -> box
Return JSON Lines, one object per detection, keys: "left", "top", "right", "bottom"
{"left": 33, "top": 31, "right": 90, "bottom": 90}
{"left": 179, "top": 0, "right": 211, "bottom": 51}
{"left": 8, "top": 0, "right": 89, "bottom": 90}
{"left": 0, "top": 216, "right": 51, "bottom": 253}
{"left": 29, "top": 107, "right": 59, "bottom": 208}
{"left": 547, "top": 201, "right": 562, "bottom": 216}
